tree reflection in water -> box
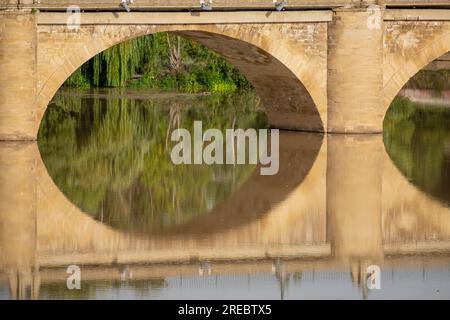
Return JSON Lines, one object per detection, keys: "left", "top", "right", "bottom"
{"left": 384, "top": 95, "right": 450, "bottom": 205}
{"left": 38, "top": 89, "right": 267, "bottom": 234}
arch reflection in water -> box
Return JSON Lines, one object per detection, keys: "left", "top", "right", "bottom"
{"left": 384, "top": 95, "right": 450, "bottom": 206}
{"left": 38, "top": 90, "right": 272, "bottom": 233}
{"left": 2, "top": 95, "right": 450, "bottom": 299}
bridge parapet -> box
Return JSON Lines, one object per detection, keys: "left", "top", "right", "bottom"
{"left": 0, "top": 0, "right": 363, "bottom": 11}
{"left": 1, "top": 0, "right": 449, "bottom": 11}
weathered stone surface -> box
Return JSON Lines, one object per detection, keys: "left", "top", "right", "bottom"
{"left": 328, "top": 9, "right": 384, "bottom": 133}
{"left": 0, "top": 11, "right": 37, "bottom": 140}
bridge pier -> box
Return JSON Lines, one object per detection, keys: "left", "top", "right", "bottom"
{"left": 0, "top": 10, "right": 37, "bottom": 141}
{"left": 326, "top": 134, "right": 384, "bottom": 262}
{"left": 328, "top": 7, "right": 384, "bottom": 133}
{"left": 0, "top": 142, "right": 39, "bottom": 299}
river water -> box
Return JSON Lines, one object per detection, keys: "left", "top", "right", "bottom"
{"left": 1, "top": 88, "right": 450, "bottom": 299}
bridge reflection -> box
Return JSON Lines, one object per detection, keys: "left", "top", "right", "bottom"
{"left": 1, "top": 132, "right": 450, "bottom": 299}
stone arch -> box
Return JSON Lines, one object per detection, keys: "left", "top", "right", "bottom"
{"left": 36, "top": 23, "right": 327, "bottom": 136}
{"left": 383, "top": 22, "right": 450, "bottom": 114}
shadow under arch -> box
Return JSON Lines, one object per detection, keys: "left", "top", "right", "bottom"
{"left": 171, "top": 30, "right": 323, "bottom": 132}
{"left": 36, "top": 26, "right": 324, "bottom": 133}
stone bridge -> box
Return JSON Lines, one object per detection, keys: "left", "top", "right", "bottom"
{"left": 2, "top": 1, "right": 450, "bottom": 138}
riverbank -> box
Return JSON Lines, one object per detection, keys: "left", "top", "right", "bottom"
{"left": 384, "top": 95, "right": 450, "bottom": 128}
{"left": 399, "top": 88, "right": 450, "bottom": 107}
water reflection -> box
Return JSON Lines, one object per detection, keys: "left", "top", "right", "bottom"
{"left": 1, "top": 90, "right": 450, "bottom": 299}
{"left": 384, "top": 94, "right": 450, "bottom": 205}
{"left": 38, "top": 89, "right": 267, "bottom": 233}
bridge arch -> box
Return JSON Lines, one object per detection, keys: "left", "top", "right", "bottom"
{"left": 36, "top": 24, "right": 327, "bottom": 134}
{"left": 383, "top": 22, "right": 450, "bottom": 113}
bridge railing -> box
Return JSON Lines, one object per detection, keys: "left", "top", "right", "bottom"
{"left": 1, "top": 0, "right": 449, "bottom": 11}
{"left": 0, "top": 0, "right": 347, "bottom": 10}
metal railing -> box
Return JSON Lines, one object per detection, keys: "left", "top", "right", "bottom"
{"left": 1, "top": 0, "right": 450, "bottom": 11}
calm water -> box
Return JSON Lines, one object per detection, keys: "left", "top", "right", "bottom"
{"left": 1, "top": 88, "right": 450, "bottom": 299}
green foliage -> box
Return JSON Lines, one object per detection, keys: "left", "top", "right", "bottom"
{"left": 182, "top": 73, "right": 203, "bottom": 93}
{"left": 129, "top": 73, "right": 158, "bottom": 89}
{"left": 38, "top": 89, "right": 266, "bottom": 233}
{"left": 210, "top": 80, "right": 237, "bottom": 94}
{"left": 65, "top": 68, "right": 90, "bottom": 89}
{"left": 65, "top": 33, "right": 253, "bottom": 93}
